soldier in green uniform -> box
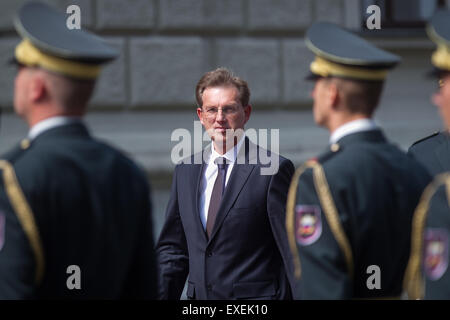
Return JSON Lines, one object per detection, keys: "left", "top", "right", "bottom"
{"left": 0, "top": 2, "right": 156, "bottom": 299}
{"left": 286, "top": 22, "right": 431, "bottom": 299}
{"left": 407, "top": 10, "right": 450, "bottom": 177}
{"left": 404, "top": 10, "right": 450, "bottom": 300}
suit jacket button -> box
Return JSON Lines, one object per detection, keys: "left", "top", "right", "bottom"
{"left": 207, "top": 285, "right": 212, "bottom": 291}
{"left": 207, "top": 251, "right": 212, "bottom": 257}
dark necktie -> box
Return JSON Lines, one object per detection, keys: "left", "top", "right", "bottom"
{"left": 206, "top": 158, "right": 228, "bottom": 238}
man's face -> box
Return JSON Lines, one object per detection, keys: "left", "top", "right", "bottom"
{"left": 197, "top": 86, "right": 251, "bottom": 150}
{"left": 432, "top": 73, "right": 450, "bottom": 129}
{"left": 311, "top": 77, "right": 331, "bottom": 127}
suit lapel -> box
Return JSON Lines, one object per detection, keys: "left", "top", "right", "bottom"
{"left": 434, "top": 133, "right": 450, "bottom": 173}
{"left": 207, "top": 137, "right": 256, "bottom": 244}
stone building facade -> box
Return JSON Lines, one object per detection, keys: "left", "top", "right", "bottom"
{"left": 1, "top": 0, "right": 422, "bottom": 111}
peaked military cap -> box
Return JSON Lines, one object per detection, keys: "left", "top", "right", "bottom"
{"left": 426, "top": 9, "right": 450, "bottom": 77}
{"left": 12, "top": 1, "right": 118, "bottom": 79}
{"left": 305, "top": 22, "right": 400, "bottom": 81}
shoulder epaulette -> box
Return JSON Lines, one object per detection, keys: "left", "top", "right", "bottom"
{"left": 0, "top": 159, "right": 44, "bottom": 285}
{"left": 411, "top": 131, "right": 440, "bottom": 147}
{"left": 1, "top": 139, "right": 32, "bottom": 163}
{"left": 316, "top": 143, "right": 343, "bottom": 163}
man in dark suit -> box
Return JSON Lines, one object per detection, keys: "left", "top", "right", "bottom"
{"left": 286, "top": 22, "right": 431, "bottom": 299}
{"left": 0, "top": 2, "right": 156, "bottom": 299}
{"left": 404, "top": 9, "right": 450, "bottom": 300}
{"left": 156, "top": 68, "right": 295, "bottom": 300}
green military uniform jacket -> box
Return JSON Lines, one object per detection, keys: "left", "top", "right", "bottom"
{"left": 404, "top": 173, "right": 450, "bottom": 299}
{"left": 0, "top": 123, "right": 157, "bottom": 299}
{"left": 287, "top": 129, "right": 431, "bottom": 299}
{"left": 408, "top": 132, "right": 450, "bottom": 177}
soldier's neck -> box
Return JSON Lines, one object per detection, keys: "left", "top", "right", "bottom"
{"left": 26, "top": 105, "right": 85, "bottom": 128}
{"left": 327, "top": 113, "right": 370, "bottom": 135}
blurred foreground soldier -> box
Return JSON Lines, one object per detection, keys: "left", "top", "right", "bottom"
{"left": 156, "top": 68, "right": 295, "bottom": 299}
{"left": 408, "top": 14, "right": 450, "bottom": 176}
{"left": 286, "top": 22, "right": 431, "bottom": 299}
{"left": 404, "top": 10, "right": 450, "bottom": 300}
{"left": 0, "top": 2, "right": 156, "bottom": 299}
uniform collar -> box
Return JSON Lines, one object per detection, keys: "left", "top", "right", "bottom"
{"left": 330, "top": 118, "right": 378, "bottom": 144}
{"left": 335, "top": 128, "right": 386, "bottom": 148}
{"left": 28, "top": 116, "right": 83, "bottom": 141}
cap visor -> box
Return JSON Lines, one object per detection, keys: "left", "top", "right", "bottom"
{"left": 426, "top": 67, "right": 449, "bottom": 78}
{"left": 8, "top": 57, "right": 19, "bottom": 66}
{"left": 305, "top": 72, "right": 321, "bottom": 81}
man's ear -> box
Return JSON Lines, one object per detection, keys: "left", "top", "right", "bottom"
{"left": 243, "top": 104, "right": 252, "bottom": 124}
{"left": 29, "top": 73, "right": 46, "bottom": 103}
{"left": 432, "top": 91, "right": 442, "bottom": 109}
{"left": 327, "top": 81, "right": 340, "bottom": 109}
{"left": 196, "top": 107, "right": 204, "bottom": 126}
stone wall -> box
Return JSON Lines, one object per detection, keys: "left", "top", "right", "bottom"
{"left": 0, "top": 0, "right": 364, "bottom": 110}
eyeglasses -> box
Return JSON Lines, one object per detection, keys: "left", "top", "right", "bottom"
{"left": 202, "top": 106, "right": 241, "bottom": 118}
{"left": 436, "top": 78, "right": 447, "bottom": 92}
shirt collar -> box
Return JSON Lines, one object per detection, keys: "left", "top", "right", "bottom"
{"left": 330, "top": 118, "right": 378, "bottom": 144}
{"left": 209, "top": 134, "right": 246, "bottom": 165}
{"left": 28, "top": 116, "right": 83, "bottom": 141}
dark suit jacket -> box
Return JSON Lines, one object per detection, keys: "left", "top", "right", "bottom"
{"left": 287, "top": 130, "right": 431, "bottom": 299}
{"left": 0, "top": 123, "right": 157, "bottom": 299}
{"left": 408, "top": 131, "right": 450, "bottom": 177}
{"left": 156, "top": 138, "right": 295, "bottom": 300}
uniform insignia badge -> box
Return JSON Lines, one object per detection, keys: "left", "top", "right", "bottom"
{"left": 330, "top": 143, "right": 340, "bottom": 152}
{"left": 0, "top": 211, "right": 5, "bottom": 251}
{"left": 424, "top": 228, "right": 449, "bottom": 281}
{"left": 295, "top": 205, "right": 322, "bottom": 246}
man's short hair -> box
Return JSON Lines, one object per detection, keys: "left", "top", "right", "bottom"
{"left": 195, "top": 68, "right": 250, "bottom": 107}
{"left": 45, "top": 71, "right": 96, "bottom": 111}
{"left": 329, "top": 77, "right": 385, "bottom": 116}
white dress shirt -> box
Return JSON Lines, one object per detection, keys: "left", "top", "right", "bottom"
{"left": 28, "top": 116, "right": 83, "bottom": 141}
{"left": 329, "top": 118, "right": 378, "bottom": 144}
{"left": 199, "top": 135, "right": 246, "bottom": 230}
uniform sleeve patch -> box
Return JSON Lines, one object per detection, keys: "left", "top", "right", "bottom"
{"left": 295, "top": 205, "right": 322, "bottom": 246}
{"left": 424, "top": 228, "right": 449, "bottom": 281}
{"left": 0, "top": 211, "right": 5, "bottom": 251}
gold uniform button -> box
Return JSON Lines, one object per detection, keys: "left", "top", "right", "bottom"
{"left": 21, "top": 139, "right": 31, "bottom": 150}
{"left": 330, "top": 143, "right": 340, "bottom": 152}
